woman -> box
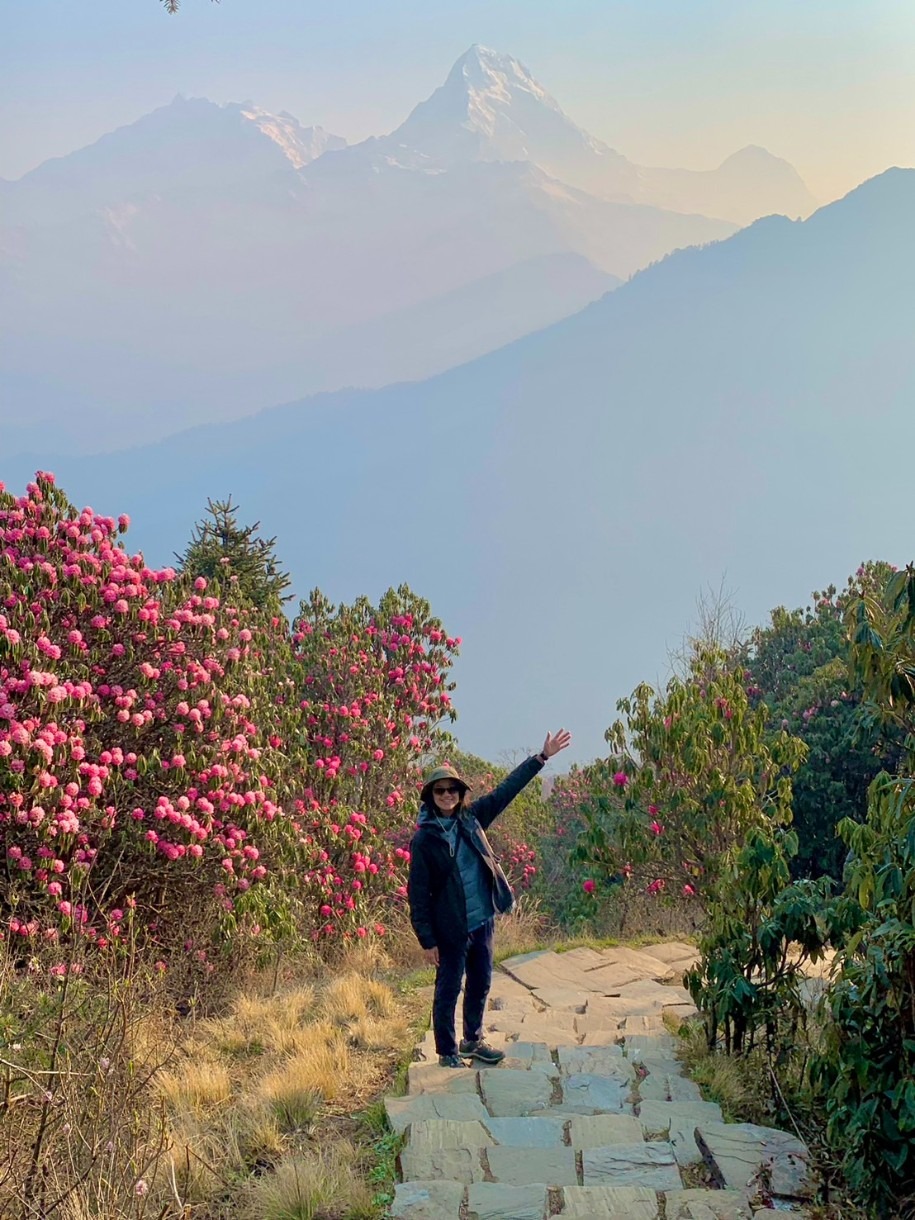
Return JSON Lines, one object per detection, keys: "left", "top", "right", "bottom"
{"left": 407, "top": 729, "right": 571, "bottom": 1067}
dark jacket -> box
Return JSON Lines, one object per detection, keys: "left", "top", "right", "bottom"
{"left": 407, "top": 754, "right": 544, "bottom": 950}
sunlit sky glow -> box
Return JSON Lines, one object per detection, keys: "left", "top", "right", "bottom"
{"left": 3, "top": 0, "right": 914, "bottom": 201}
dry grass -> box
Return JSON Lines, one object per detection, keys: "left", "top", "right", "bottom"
{"left": 323, "top": 972, "right": 398, "bottom": 1023}
{"left": 492, "top": 899, "right": 552, "bottom": 960}
{"left": 151, "top": 964, "right": 412, "bottom": 1214}
{"left": 242, "top": 1141, "right": 376, "bottom": 1220}
{"left": 673, "top": 1017, "right": 771, "bottom": 1124}
{"left": 156, "top": 1056, "right": 234, "bottom": 1116}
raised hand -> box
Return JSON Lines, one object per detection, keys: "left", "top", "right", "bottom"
{"left": 541, "top": 728, "right": 572, "bottom": 759}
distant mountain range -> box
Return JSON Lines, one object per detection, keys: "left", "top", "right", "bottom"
{"left": 6, "top": 169, "right": 912, "bottom": 765}
{"left": 1, "top": 46, "right": 817, "bottom": 452}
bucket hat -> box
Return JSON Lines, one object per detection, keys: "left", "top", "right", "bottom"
{"left": 420, "top": 764, "right": 470, "bottom": 807}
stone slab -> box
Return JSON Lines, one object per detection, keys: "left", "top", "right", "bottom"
{"left": 573, "top": 1012, "right": 626, "bottom": 1038}
{"left": 622, "top": 1034, "right": 678, "bottom": 1059}
{"left": 578, "top": 1027, "right": 630, "bottom": 1046}
{"left": 560, "top": 1185, "right": 659, "bottom": 1219}
{"left": 498, "top": 951, "right": 552, "bottom": 972}
{"left": 499, "top": 952, "right": 596, "bottom": 993}
{"left": 621, "top": 1013, "right": 673, "bottom": 1035}
{"left": 399, "top": 1146, "right": 484, "bottom": 1185}
{"left": 576, "top": 962, "right": 646, "bottom": 991}
{"left": 557, "top": 946, "right": 608, "bottom": 969}
{"left": 482, "top": 1116, "right": 566, "bottom": 1147}
{"left": 408, "top": 1119, "right": 493, "bottom": 1151}
{"left": 521, "top": 1007, "right": 579, "bottom": 1031}
{"left": 695, "top": 1122, "right": 812, "bottom": 1199}
{"left": 485, "top": 1008, "right": 537, "bottom": 1034}
{"left": 639, "top": 941, "right": 700, "bottom": 967}
{"left": 663, "top": 1003, "right": 700, "bottom": 1024}
{"left": 614, "top": 979, "right": 692, "bottom": 1007}
{"left": 530, "top": 986, "right": 589, "bottom": 1011}
{"left": 638, "top": 1070, "right": 704, "bottom": 1104}
{"left": 385, "top": 1093, "right": 491, "bottom": 1135}
{"left": 590, "top": 946, "right": 680, "bottom": 982}
{"left": 479, "top": 1067, "right": 553, "bottom": 1117}
{"left": 557, "top": 1046, "right": 631, "bottom": 1077}
{"left": 667, "top": 1075, "right": 704, "bottom": 1103}
{"left": 637, "top": 1100, "right": 724, "bottom": 1166}
{"left": 391, "top": 1179, "right": 465, "bottom": 1219}
{"left": 664, "top": 1188, "right": 753, "bottom": 1219}
{"left": 486, "top": 1144, "right": 578, "bottom": 1187}
{"left": 466, "top": 1182, "right": 548, "bottom": 1220}
{"left": 562, "top": 1072, "right": 632, "bottom": 1112}
{"left": 568, "top": 1114, "right": 644, "bottom": 1148}
{"left": 582, "top": 1141, "right": 681, "bottom": 1189}
{"left": 407, "top": 1062, "right": 479, "bottom": 1095}
{"left": 502, "top": 1041, "right": 559, "bottom": 1076}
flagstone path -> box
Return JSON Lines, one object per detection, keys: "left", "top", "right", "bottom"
{"left": 388, "top": 942, "right": 813, "bottom": 1219}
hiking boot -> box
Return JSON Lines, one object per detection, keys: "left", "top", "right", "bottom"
{"left": 438, "top": 1054, "right": 465, "bottom": 1068}
{"left": 459, "top": 1038, "right": 505, "bottom": 1065}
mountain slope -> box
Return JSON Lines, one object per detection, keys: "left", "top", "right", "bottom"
{"left": 6, "top": 169, "right": 912, "bottom": 763}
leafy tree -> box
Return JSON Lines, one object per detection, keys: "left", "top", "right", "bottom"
{"left": 575, "top": 647, "right": 806, "bottom": 907}
{"left": 741, "top": 568, "right": 897, "bottom": 880}
{"left": 809, "top": 563, "right": 915, "bottom": 1215}
{"left": 176, "top": 497, "right": 292, "bottom": 610}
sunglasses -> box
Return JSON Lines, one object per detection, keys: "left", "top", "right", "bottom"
{"left": 432, "top": 785, "right": 461, "bottom": 796}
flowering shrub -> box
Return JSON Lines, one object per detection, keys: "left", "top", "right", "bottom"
{"left": 573, "top": 648, "right": 807, "bottom": 907}
{"left": 0, "top": 474, "right": 306, "bottom": 959}
{"left": 0, "top": 474, "right": 460, "bottom": 959}
{"left": 289, "top": 587, "right": 459, "bottom": 943}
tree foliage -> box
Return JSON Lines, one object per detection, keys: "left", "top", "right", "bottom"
{"left": 177, "top": 496, "right": 292, "bottom": 611}
{"left": 575, "top": 647, "right": 806, "bottom": 906}
{"left": 741, "top": 565, "right": 899, "bottom": 880}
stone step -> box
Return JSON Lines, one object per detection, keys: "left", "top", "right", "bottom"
{"left": 695, "top": 1121, "right": 812, "bottom": 1200}
{"left": 636, "top": 1099, "right": 724, "bottom": 1165}
{"left": 483, "top": 1115, "right": 567, "bottom": 1147}
{"left": 582, "top": 1140, "right": 681, "bottom": 1189}
{"left": 478, "top": 1067, "right": 554, "bottom": 1117}
{"left": 664, "top": 1187, "right": 754, "bottom": 1219}
{"left": 391, "top": 1178, "right": 464, "bottom": 1219}
{"left": 385, "top": 1092, "right": 491, "bottom": 1135}
{"left": 466, "top": 1181, "right": 548, "bottom": 1220}
{"left": 560, "top": 1185, "right": 659, "bottom": 1218}
{"left": 408, "top": 1119, "right": 492, "bottom": 1151}
{"left": 562, "top": 1071, "right": 634, "bottom": 1112}
{"left": 407, "top": 1061, "right": 479, "bottom": 1096}
{"left": 485, "top": 1143, "right": 578, "bottom": 1187}
{"left": 399, "top": 1146, "right": 484, "bottom": 1185}
{"left": 567, "top": 1113, "right": 644, "bottom": 1148}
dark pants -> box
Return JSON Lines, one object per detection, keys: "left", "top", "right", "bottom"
{"left": 432, "top": 918, "right": 494, "bottom": 1057}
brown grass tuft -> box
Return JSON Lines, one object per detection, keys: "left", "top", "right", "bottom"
{"left": 156, "top": 1057, "right": 233, "bottom": 1117}
{"left": 242, "top": 1140, "right": 376, "bottom": 1220}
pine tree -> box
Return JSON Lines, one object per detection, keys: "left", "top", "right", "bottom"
{"left": 177, "top": 497, "right": 292, "bottom": 609}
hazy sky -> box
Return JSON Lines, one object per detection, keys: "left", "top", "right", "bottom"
{"left": 3, "top": 0, "right": 914, "bottom": 200}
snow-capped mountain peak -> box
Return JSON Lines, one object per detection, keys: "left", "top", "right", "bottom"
{"left": 383, "top": 44, "right": 634, "bottom": 193}
{"left": 235, "top": 105, "right": 346, "bottom": 168}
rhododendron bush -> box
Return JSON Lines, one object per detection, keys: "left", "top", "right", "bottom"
{"left": 0, "top": 473, "right": 459, "bottom": 959}
{"left": 572, "top": 648, "right": 807, "bottom": 907}
{"left": 290, "top": 587, "right": 459, "bottom": 942}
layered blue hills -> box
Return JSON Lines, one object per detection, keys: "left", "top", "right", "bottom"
{"left": 4, "top": 169, "right": 914, "bottom": 763}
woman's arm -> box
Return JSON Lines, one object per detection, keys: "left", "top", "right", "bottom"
{"left": 470, "top": 729, "right": 571, "bottom": 830}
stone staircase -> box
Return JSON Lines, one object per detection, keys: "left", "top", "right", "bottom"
{"left": 388, "top": 942, "right": 812, "bottom": 1219}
